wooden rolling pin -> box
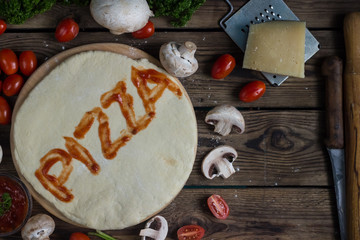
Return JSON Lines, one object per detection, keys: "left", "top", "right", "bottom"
{"left": 344, "top": 12, "right": 360, "bottom": 240}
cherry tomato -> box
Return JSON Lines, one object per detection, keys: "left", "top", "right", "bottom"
{"left": 177, "top": 225, "right": 205, "bottom": 240}
{"left": 0, "top": 96, "right": 11, "bottom": 125}
{"left": 0, "top": 20, "right": 6, "bottom": 35}
{"left": 132, "top": 21, "right": 155, "bottom": 39}
{"left": 238, "top": 80, "right": 266, "bottom": 103}
{"left": 19, "top": 51, "right": 38, "bottom": 76}
{"left": 69, "top": 232, "right": 90, "bottom": 240}
{"left": 3, "top": 74, "right": 24, "bottom": 96}
{"left": 207, "top": 194, "right": 230, "bottom": 220}
{"left": 211, "top": 54, "right": 236, "bottom": 79}
{"left": 0, "top": 48, "right": 18, "bottom": 75}
{"left": 55, "top": 18, "right": 79, "bottom": 42}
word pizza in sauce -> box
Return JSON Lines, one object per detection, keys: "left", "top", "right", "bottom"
{"left": 35, "top": 66, "right": 182, "bottom": 202}
{"left": 13, "top": 50, "right": 197, "bottom": 230}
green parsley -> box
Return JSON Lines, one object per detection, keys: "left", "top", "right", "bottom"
{"left": 0, "top": 193, "right": 12, "bottom": 216}
{"left": 147, "top": 0, "right": 206, "bottom": 27}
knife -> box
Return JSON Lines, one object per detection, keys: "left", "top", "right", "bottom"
{"left": 322, "top": 56, "right": 346, "bottom": 240}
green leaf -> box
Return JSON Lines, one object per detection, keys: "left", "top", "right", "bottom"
{"left": 0, "top": 192, "right": 12, "bottom": 216}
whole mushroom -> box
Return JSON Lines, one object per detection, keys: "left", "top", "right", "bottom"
{"left": 159, "top": 41, "right": 199, "bottom": 77}
{"left": 21, "top": 214, "right": 55, "bottom": 240}
{"left": 139, "top": 215, "right": 168, "bottom": 240}
{"left": 90, "top": 0, "right": 153, "bottom": 35}
{"left": 202, "top": 145, "right": 238, "bottom": 179}
{"left": 205, "top": 105, "right": 245, "bottom": 136}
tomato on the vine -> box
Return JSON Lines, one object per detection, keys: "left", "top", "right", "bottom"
{"left": 19, "top": 51, "right": 38, "bottom": 76}
{"left": 177, "top": 225, "right": 205, "bottom": 240}
{"left": 0, "top": 48, "right": 18, "bottom": 75}
{"left": 3, "top": 74, "right": 24, "bottom": 97}
{"left": 211, "top": 54, "right": 236, "bottom": 79}
{"left": 132, "top": 21, "right": 155, "bottom": 39}
{"left": 55, "top": 18, "right": 79, "bottom": 42}
{"left": 0, "top": 96, "right": 11, "bottom": 125}
{"left": 69, "top": 232, "right": 90, "bottom": 240}
{"left": 207, "top": 194, "right": 230, "bottom": 220}
{"left": 0, "top": 20, "right": 6, "bottom": 35}
{"left": 238, "top": 80, "right": 266, "bottom": 103}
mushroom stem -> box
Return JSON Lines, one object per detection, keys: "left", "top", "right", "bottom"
{"left": 214, "top": 120, "right": 233, "bottom": 136}
{"left": 178, "top": 41, "right": 197, "bottom": 59}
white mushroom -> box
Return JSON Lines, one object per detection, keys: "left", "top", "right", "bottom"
{"left": 0, "top": 145, "right": 2, "bottom": 164}
{"left": 139, "top": 215, "right": 168, "bottom": 240}
{"left": 90, "top": 0, "right": 153, "bottom": 35}
{"left": 21, "top": 214, "right": 55, "bottom": 240}
{"left": 159, "top": 41, "right": 199, "bottom": 77}
{"left": 202, "top": 145, "right": 238, "bottom": 179}
{"left": 205, "top": 105, "right": 245, "bottom": 136}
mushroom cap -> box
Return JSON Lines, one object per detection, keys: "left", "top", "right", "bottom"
{"left": 90, "top": 0, "right": 153, "bottom": 35}
{"left": 139, "top": 215, "right": 168, "bottom": 240}
{"left": 21, "top": 214, "right": 55, "bottom": 240}
{"left": 205, "top": 105, "right": 245, "bottom": 136}
{"left": 159, "top": 41, "right": 199, "bottom": 77}
{"left": 202, "top": 145, "right": 238, "bottom": 179}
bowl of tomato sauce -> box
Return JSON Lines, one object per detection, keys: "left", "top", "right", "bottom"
{"left": 0, "top": 173, "right": 32, "bottom": 237}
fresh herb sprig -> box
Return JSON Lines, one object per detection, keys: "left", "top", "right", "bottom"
{"left": 0, "top": 193, "right": 12, "bottom": 216}
{"left": 88, "top": 230, "right": 117, "bottom": 240}
{"left": 147, "top": 0, "right": 206, "bottom": 27}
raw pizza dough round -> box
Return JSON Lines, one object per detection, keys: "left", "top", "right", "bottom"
{"left": 12, "top": 50, "right": 197, "bottom": 230}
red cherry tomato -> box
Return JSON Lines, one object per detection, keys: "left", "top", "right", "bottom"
{"left": 0, "top": 48, "right": 18, "bottom": 75}
{"left": 211, "top": 54, "right": 236, "bottom": 79}
{"left": 207, "top": 194, "right": 230, "bottom": 220}
{"left": 3, "top": 74, "right": 24, "bottom": 96}
{"left": 238, "top": 80, "right": 266, "bottom": 103}
{"left": 177, "top": 225, "right": 205, "bottom": 240}
{"left": 0, "top": 20, "right": 6, "bottom": 35}
{"left": 69, "top": 232, "right": 90, "bottom": 240}
{"left": 132, "top": 21, "right": 155, "bottom": 39}
{"left": 19, "top": 51, "right": 38, "bottom": 76}
{"left": 55, "top": 18, "right": 79, "bottom": 42}
{"left": 0, "top": 96, "right": 11, "bottom": 125}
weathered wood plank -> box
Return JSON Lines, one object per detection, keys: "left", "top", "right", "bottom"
{"left": 6, "top": 188, "right": 339, "bottom": 239}
{"left": 0, "top": 110, "right": 331, "bottom": 187}
{"left": 3, "top": 0, "right": 359, "bottom": 30}
{"left": 0, "top": 30, "right": 342, "bottom": 108}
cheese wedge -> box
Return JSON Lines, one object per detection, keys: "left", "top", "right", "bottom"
{"left": 243, "top": 21, "right": 306, "bottom": 78}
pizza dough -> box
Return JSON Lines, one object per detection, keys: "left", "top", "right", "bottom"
{"left": 12, "top": 50, "right": 197, "bottom": 230}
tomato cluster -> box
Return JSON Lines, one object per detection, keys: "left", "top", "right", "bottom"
{"left": 0, "top": 48, "right": 38, "bottom": 124}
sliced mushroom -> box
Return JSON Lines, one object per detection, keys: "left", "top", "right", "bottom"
{"left": 159, "top": 41, "right": 199, "bottom": 77}
{"left": 202, "top": 145, "right": 238, "bottom": 179}
{"left": 139, "top": 215, "right": 168, "bottom": 240}
{"left": 21, "top": 214, "right": 55, "bottom": 240}
{"left": 205, "top": 105, "right": 245, "bottom": 136}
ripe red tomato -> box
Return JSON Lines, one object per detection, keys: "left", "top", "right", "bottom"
{"left": 19, "top": 51, "right": 38, "bottom": 76}
{"left": 211, "top": 54, "right": 236, "bottom": 79}
{"left": 207, "top": 194, "right": 229, "bottom": 220}
{"left": 55, "top": 18, "right": 79, "bottom": 42}
{"left": 3, "top": 74, "right": 24, "bottom": 96}
{"left": 177, "top": 225, "right": 205, "bottom": 240}
{"left": 238, "top": 80, "right": 266, "bottom": 103}
{"left": 132, "top": 21, "right": 155, "bottom": 39}
{"left": 0, "top": 48, "right": 18, "bottom": 75}
{"left": 0, "top": 96, "right": 11, "bottom": 125}
{"left": 69, "top": 232, "right": 90, "bottom": 240}
{"left": 0, "top": 20, "right": 6, "bottom": 35}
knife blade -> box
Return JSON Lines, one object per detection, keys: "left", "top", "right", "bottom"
{"left": 322, "top": 56, "right": 346, "bottom": 240}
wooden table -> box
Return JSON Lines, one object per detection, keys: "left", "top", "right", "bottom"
{"left": 1, "top": 0, "right": 359, "bottom": 239}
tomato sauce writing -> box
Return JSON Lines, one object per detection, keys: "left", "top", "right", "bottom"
{"left": 0, "top": 175, "right": 29, "bottom": 233}
{"left": 35, "top": 66, "right": 182, "bottom": 202}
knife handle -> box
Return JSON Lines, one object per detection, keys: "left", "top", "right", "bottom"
{"left": 322, "top": 56, "right": 344, "bottom": 149}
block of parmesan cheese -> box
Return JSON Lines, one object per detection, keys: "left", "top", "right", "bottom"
{"left": 242, "top": 21, "right": 306, "bottom": 78}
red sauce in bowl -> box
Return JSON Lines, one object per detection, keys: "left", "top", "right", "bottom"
{"left": 0, "top": 174, "right": 31, "bottom": 235}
